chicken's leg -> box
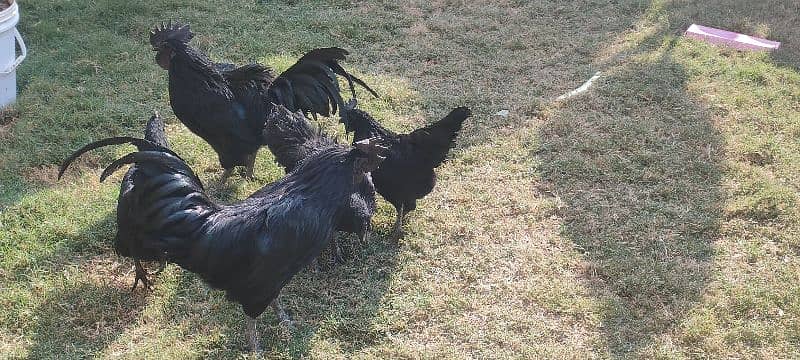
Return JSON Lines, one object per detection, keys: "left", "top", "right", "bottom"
{"left": 359, "top": 223, "right": 371, "bottom": 246}
{"left": 149, "top": 259, "right": 167, "bottom": 276}
{"left": 244, "top": 153, "right": 257, "bottom": 180}
{"left": 219, "top": 168, "right": 234, "bottom": 184}
{"left": 391, "top": 204, "right": 405, "bottom": 240}
{"left": 330, "top": 235, "right": 345, "bottom": 265}
{"left": 246, "top": 317, "right": 261, "bottom": 354}
{"left": 272, "top": 297, "right": 294, "bottom": 330}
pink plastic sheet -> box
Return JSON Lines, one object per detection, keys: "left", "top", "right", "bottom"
{"left": 684, "top": 24, "right": 780, "bottom": 51}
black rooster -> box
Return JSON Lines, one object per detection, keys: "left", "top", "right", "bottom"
{"left": 58, "top": 112, "right": 178, "bottom": 290}
{"left": 343, "top": 101, "right": 471, "bottom": 237}
{"left": 60, "top": 115, "right": 387, "bottom": 352}
{"left": 260, "top": 107, "right": 377, "bottom": 264}
{"left": 150, "top": 21, "right": 378, "bottom": 181}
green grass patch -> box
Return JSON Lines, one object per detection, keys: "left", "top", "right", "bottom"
{"left": 1, "top": 0, "right": 799, "bottom": 358}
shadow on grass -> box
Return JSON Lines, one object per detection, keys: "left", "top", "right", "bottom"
{"left": 537, "top": 51, "right": 722, "bottom": 355}
{"left": 12, "top": 209, "right": 396, "bottom": 359}
{"left": 27, "top": 282, "right": 147, "bottom": 359}
{"left": 14, "top": 213, "right": 150, "bottom": 359}
{"left": 4, "top": 213, "right": 117, "bottom": 282}
{"left": 148, "top": 234, "right": 400, "bottom": 358}
{"left": 281, "top": 236, "right": 400, "bottom": 355}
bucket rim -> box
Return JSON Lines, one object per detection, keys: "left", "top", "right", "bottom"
{"left": 0, "top": 2, "right": 17, "bottom": 24}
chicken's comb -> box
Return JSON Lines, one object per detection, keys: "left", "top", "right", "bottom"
{"left": 149, "top": 20, "right": 193, "bottom": 47}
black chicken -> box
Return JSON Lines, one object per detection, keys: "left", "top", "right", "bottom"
{"left": 61, "top": 118, "right": 387, "bottom": 352}
{"left": 58, "top": 112, "right": 178, "bottom": 290}
{"left": 260, "top": 107, "right": 377, "bottom": 264}
{"left": 343, "top": 100, "right": 471, "bottom": 237}
{"left": 150, "top": 21, "right": 378, "bottom": 182}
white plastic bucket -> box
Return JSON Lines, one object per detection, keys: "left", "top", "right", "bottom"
{"left": 0, "top": 1, "right": 25, "bottom": 108}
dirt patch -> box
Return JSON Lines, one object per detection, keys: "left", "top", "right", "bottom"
{"left": 0, "top": 107, "right": 17, "bottom": 125}
{"left": 22, "top": 165, "right": 61, "bottom": 185}
{"left": 82, "top": 255, "right": 155, "bottom": 294}
{"left": 53, "top": 151, "right": 103, "bottom": 181}
{"left": 0, "top": 108, "right": 17, "bottom": 140}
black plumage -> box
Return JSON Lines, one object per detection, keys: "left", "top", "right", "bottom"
{"left": 58, "top": 112, "right": 177, "bottom": 290}
{"left": 261, "top": 107, "right": 378, "bottom": 263}
{"left": 261, "top": 107, "right": 337, "bottom": 173}
{"left": 343, "top": 101, "right": 472, "bottom": 237}
{"left": 60, "top": 117, "right": 387, "bottom": 351}
{"left": 149, "top": 21, "right": 378, "bottom": 181}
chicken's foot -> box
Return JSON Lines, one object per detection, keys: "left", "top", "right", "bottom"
{"left": 272, "top": 297, "right": 295, "bottom": 334}
{"left": 131, "top": 260, "right": 154, "bottom": 292}
{"left": 359, "top": 223, "right": 371, "bottom": 246}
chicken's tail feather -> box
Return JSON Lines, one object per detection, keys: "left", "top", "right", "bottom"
{"left": 58, "top": 137, "right": 180, "bottom": 180}
{"left": 102, "top": 150, "right": 215, "bottom": 269}
{"left": 325, "top": 60, "right": 379, "bottom": 100}
{"left": 436, "top": 107, "right": 472, "bottom": 131}
{"left": 100, "top": 150, "right": 199, "bottom": 184}
{"left": 302, "top": 47, "right": 378, "bottom": 101}
{"left": 144, "top": 111, "right": 170, "bottom": 148}
{"left": 405, "top": 106, "right": 472, "bottom": 169}
{"left": 267, "top": 47, "right": 378, "bottom": 119}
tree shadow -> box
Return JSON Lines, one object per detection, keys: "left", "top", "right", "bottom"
{"left": 537, "top": 49, "right": 723, "bottom": 355}
{"left": 352, "top": 0, "right": 655, "bottom": 130}
{"left": 12, "top": 206, "right": 395, "bottom": 359}
{"left": 6, "top": 0, "right": 746, "bottom": 357}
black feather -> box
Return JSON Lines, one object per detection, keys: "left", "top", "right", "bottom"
{"left": 345, "top": 103, "right": 471, "bottom": 214}
{"left": 94, "top": 135, "right": 384, "bottom": 318}
{"left": 58, "top": 136, "right": 178, "bottom": 180}
{"left": 154, "top": 21, "right": 378, "bottom": 174}
{"left": 261, "top": 106, "right": 378, "bottom": 241}
{"left": 59, "top": 113, "right": 179, "bottom": 266}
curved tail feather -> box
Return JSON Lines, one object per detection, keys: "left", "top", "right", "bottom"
{"left": 58, "top": 137, "right": 180, "bottom": 180}
{"left": 267, "top": 47, "right": 379, "bottom": 119}
{"left": 100, "top": 150, "right": 200, "bottom": 184}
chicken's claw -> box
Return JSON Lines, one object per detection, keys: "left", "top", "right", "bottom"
{"left": 131, "top": 260, "right": 154, "bottom": 292}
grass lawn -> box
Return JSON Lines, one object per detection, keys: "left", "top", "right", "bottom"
{"left": 1, "top": 0, "right": 799, "bottom": 358}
